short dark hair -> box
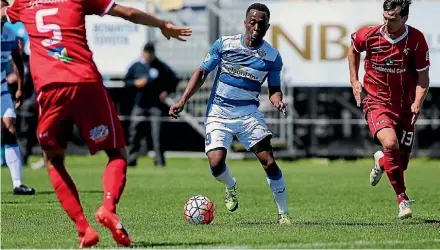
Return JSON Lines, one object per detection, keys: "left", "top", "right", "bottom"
{"left": 246, "top": 3, "right": 270, "bottom": 20}
{"left": 143, "top": 42, "right": 155, "bottom": 54}
{"left": 383, "top": 0, "right": 412, "bottom": 17}
{"left": 1, "top": 0, "right": 9, "bottom": 6}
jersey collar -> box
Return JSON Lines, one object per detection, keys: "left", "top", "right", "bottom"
{"left": 240, "top": 34, "right": 265, "bottom": 50}
{"left": 380, "top": 24, "right": 408, "bottom": 44}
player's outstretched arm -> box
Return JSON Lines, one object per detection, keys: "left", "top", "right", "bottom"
{"left": 11, "top": 47, "right": 24, "bottom": 108}
{"left": 169, "top": 67, "right": 209, "bottom": 119}
{"left": 1, "top": 7, "right": 7, "bottom": 21}
{"left": 411, "top": 69, "right": 430, "bottom": 124}
{"left": 348, "top": 44, "right": 362, "bottom": 107}
{"left": 107, "top": 4, "right": 192, "bottom": 41}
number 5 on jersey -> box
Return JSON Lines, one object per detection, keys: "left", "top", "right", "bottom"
{"left": 36, "top": 8, "right": 62, "bottom": 47}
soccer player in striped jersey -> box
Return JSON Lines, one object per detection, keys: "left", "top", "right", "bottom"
{"left": 1, "top": 0, "right": 35, "bottom": 195}
{"left": 169, "top": 3, "right": 291, "bottom": 224}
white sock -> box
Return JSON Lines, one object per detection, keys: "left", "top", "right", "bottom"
{"left": 5, "top": 144, "right": 22, "bottom": 188}
{"left": 266, "top": 171, "right": 288, "bottom": 214}
{"left": 214, "top": 164, "right": 236, "bottom": 188}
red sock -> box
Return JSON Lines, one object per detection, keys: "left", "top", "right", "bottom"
{"left": 379, "top": 157, "right": 386, "bottom": 170}
{"left": 382, "top": 148, "right": 407, "bottom": 204}
{"left": 48, "top": 166, "right": 89, "bottom": 235}
{"left": 103, "top": 156, "right": 127, "bottom": 213}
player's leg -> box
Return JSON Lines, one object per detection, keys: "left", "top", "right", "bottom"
{"left": 1, "top": 95, "right": 34, "bottom": 195}
{"left": 205, "top": 118, "right": 237, "bottom": 211}
{"left": 95, "top": 148, "right": 131, "bottom": 247}
{"left": 238, "top": 113, "right": 290, "bottom": 224}
{"left": 376, "top": 127, "right": 412, "bottom": 219}
{"left": 400, "top": 150, "right": 411, "bottom": 171}
{"left": 44, "top": 150, "right": 99, "bottom": 247}
{"left": 36, "top": 85, "right": 99, "bottom": 247}
{"left": 364, "top": 105, "right": 394, "bottom": 187}
{"left": 149, "top": 107, "right": 165, "bottom": 167}
{"left": 398, "top": 118, "right": 416, "bottom": 172}
{"left": 251, "top": 136, "right": 290, "bottom": 224}
{"left": 127, "top": 105, "right": 146, "bottom": 167}
{"left": 73, "top": 83, "right": 130, "bottom": 246}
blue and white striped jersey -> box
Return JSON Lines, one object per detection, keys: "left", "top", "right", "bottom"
{"left": 1, "top": 23, "right": 18, "bottom": 94}
{"left": 201, "top": 34, "right": 282, "bottom": 118}
{"left": 7, "top": 22, "right": 29, "bottom": 56}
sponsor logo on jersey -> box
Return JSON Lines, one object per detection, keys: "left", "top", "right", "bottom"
{"left": 372, "top": 64, "right": 407, "bottom": 74}
{"left": 222, "top": 65, "right": 259, "bottom": 81}
{"left": 89, "top": 125, "right": 109, "bottom": 143}
{"left": 384, "top": 58, "right": 394, "bottom": 66}
{"left": 47, "top": 46, "right": 72, "bottom": 63}
{"left": 372, "top": 58, "right": 407, "bottom": 74}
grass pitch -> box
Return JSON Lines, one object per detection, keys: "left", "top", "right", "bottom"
{"left": 1, "top": 155, "right": 439, "bottom": 248}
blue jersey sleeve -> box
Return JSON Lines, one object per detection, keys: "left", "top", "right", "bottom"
{"left": 3, "top": 23, "right": 19, "bottom": 51}
{"left": 201, "top": 38, "right": 222, "bottom": 72}
{"left": 267, "top": 53, "right": 283, "bottom": 87}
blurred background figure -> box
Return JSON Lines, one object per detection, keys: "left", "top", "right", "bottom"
{"left": 9, "top": 21, "right": 43, "bottom": 169}
{"left": 124, "top": 42, "right": 179, "bottom": 167}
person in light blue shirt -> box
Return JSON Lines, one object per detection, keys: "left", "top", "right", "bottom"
{"left": 1, "top": 0, "right": 35, "bottom": 195}
{"left": 169, "top": 3, "right": 291, "bottom": 224}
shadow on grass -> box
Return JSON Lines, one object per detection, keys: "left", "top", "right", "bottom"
{"left": 32, "top": 190, "right": 102, "bottom": 195}
{"left": 1, "top": 200, "right": 58, "bottom": 204}
{"left": 131, "top": 241, "right": 222, "bottom": 248}
{"left": 240, "top": 219, "right": 440, "bottom": 227}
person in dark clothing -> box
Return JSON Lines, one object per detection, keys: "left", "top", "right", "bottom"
{"left": 124, "top": 42, "right": 179, "bottom": 167}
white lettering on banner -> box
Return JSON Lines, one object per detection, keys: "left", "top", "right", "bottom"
{"left": 85, "top": 1, "right": 147, "bottom": 77}
{"left": 93, "top": 24, "right": 139, "bottom": 45}
{"left": 264, "top": 2, "right": 440, "bottom": 87}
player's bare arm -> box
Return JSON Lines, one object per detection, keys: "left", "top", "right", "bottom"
{"left": 348, "top": 44, "right": 362, "bottom": 107}
{"left": 107, "top": 4, "right": 192, "bottom": 41}
{"left": 11, "top": 47, "right": 24, "bottom": 109}
{"left": 269, "top": 86, "right": 286, "bottom": 116}
{"left": 0, "top": 6, "right": 6, "bottom": 21}
{"left": 411, "top": 69, "right": 430, "bottom": 124}
{"left": 169, "top": 67, "right": 209, "bottom": 119}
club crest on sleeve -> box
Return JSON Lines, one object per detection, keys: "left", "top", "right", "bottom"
{"left": 204, "top": 53, "right": 211, "bottom": 62}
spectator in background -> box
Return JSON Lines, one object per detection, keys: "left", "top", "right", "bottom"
{"left": 5, "top": 20, "right": 43, "bottom": 169}
{"left": 124, "top": 42, "right": 179, "bottom": 167}
{"left": 106, "top": 76, "right": 137, "bottom": 145}
{"left": 15, "top": 22, "right": 41, "bottom": 168}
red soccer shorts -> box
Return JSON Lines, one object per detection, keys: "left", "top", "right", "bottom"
{"left": 36, "top": 83, "right": 125, "bottom": 155}
{"left": 363, "top": 100, "right": 415, "bottom": 152}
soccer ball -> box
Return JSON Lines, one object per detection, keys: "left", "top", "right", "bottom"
{"left": 183, "top": 195, "right": 215, "bottom": 224}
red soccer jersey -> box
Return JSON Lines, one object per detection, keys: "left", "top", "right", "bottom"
{"left": 351, "top": 25, "right": 430, "bottom": 112}
{"left": 5, "top": 0, "right": 115, "bottom": 92}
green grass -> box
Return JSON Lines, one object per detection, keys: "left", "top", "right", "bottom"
{"left": 1, "top": 155, "right": 440, "bottom": 248}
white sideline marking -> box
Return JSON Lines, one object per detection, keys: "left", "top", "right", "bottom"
{"left": 210, "top": 238, "right": 440, "bottom": 249}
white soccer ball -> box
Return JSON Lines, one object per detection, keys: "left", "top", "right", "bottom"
{"left": 183, "top": 195, "right": 215, "bottom": 225}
